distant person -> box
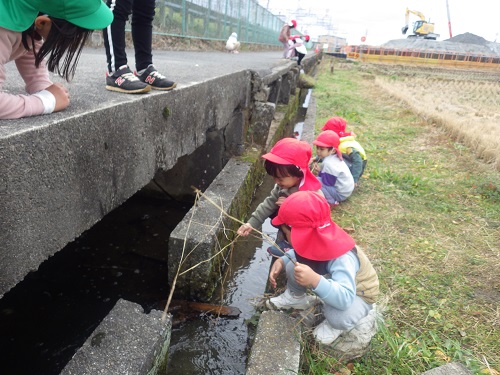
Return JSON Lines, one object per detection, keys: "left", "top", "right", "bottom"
{"left": 278, "top": 20, "right": 297, "bottom": 58}
{"left": 236, "top": 137, "right": 323, "bottom": 257}
{"left": 322, "top": 116, "right": 367, "bottom": 186}
{"left": 291, "top": 34, "right": 309, "bottom": 66}
{"left": 311, "top": 130, "right": 354, "bottom": 207}
{"left": 225, "top": 32, "right": 241, "bottom": 53}
{"left": 321, "top": 116, "right": 355, "bottom": 138}
{"left": 266, "top": 191, "right": 379, "bottom": 346}
{"left": 103, "top": 0, "right": 176, "bottom": 94}
{"left": 0, "top": 0, "right": 113, "bottom": 119}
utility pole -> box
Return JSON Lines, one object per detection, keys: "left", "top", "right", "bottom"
{"left": 446, "top": 0, "right": 452, "bottom": 38}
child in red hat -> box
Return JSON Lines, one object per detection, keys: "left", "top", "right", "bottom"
{"left": 267, "top": 191, "right": 379, "bottom": 346}
{"left": 237, "top": 137, "right": 323, "bottom": 255}
{"left": 311, "top": 130, "right": 354, "bottom": 206}
{"left": 322, "top": 117, "right": 367, "bottom": 185}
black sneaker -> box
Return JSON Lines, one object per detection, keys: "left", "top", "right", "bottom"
{"left": 106, "top": 65, "right": 151, "bottom": 94}
{"left": 135, "top": 65, "right": 177, "bottom": 91}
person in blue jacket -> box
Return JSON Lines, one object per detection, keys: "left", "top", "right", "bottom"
{"left": 266, "top": 191, "right": 379, "bottom": 345}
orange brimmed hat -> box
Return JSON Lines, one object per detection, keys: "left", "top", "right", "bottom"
{"left": 262, "top": 138, "right": 321, "bottom": 191}
{"left": 321, "top": 116, "right": 352, "bottom": 137}
{"left": 271, "top": 191, "right": 355, "bottom": 261}
{"left": 312, "top": 130, "right": 343, "bottom": 159}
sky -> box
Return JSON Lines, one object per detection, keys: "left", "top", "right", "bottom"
{"left": 258, "top": 0, "right": 500, "bottom": 46}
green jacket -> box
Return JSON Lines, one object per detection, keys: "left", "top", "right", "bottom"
{"left": 247, "top": 184, "right": 299, "bottom": 229}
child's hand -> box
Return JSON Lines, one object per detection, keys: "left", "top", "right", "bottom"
{"left": 237, "top": 223, "right": 253, "bottom": 236}
{"left": 294, "top": 262, "right": 321, "bottom": 289}
{"left": 269, "top": 258, "right": 284, "bottom": 289}
{"left": 276, "top": 196, "right": 287, "bottom": 206}
{"left": 46, "top": 83, "right": 70, "bottom": 112}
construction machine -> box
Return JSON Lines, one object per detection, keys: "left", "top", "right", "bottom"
{"left": 401, "top": 8, "right": 439, "bottom": 40}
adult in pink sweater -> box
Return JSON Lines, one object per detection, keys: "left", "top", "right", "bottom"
{"left": 0, "top": 0, "right": 113, "bottom": 120}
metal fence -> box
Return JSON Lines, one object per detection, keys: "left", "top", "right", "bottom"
{"left": 147, "top": 0, "right": 285, "bottom": 45}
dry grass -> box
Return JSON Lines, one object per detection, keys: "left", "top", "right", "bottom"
{"left": 368, "top": 64, "right": 500, "bottom": 171}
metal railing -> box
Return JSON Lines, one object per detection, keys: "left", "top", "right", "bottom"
{"left": 148, "top": 0, "right": 285, "bottom": 45}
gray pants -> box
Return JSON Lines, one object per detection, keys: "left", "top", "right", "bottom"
{"left": 285, "top": 260, "right": 373, "bottom": 331}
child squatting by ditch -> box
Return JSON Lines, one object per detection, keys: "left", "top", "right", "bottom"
{"left": 311, "top": 130, "right": 354, "bottom": 206}
{"left": 0, "top": 0, "right": 114, "bottom": 119}
{"left": 236, "top": 137, "right": 323, "bottom": 256}
{"left": 322, "top": 116, "right": 368, "bottom": 186}
{"left": 266, "top": 190, "right": 379, "bottom": 345}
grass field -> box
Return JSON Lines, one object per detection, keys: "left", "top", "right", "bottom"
{"left": 302, "top": 58, "right": 500, "bottom": 375}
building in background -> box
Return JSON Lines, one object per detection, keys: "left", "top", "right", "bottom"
{"left": 317, "top": 35, "right": 347, "bottom": 53}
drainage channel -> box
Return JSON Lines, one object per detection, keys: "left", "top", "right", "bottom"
{"left": 0, "top": 89, "right": 313, "bottom": 373}
{"left": 166, "top": 176, "right": 277, "bottom": 374}
{"left": 0, "top": 177, "right": 278, "bottom": 375}
{"left": 0, "top": 192, "right": 191, "bottom": 374}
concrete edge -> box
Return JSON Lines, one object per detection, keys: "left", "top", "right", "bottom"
{"left": 60, "top": 299, "right": 172, "bottom": 375}
{"left": 246, "top": 310, "right": 302, "bottom": 375}
{"left": 420, "top": 362, "right": 474, "bottom": 375}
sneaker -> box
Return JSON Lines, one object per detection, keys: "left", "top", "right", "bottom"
{"left": 106, "top": 65, "right": 151, "bottom": 94}
{"left": 266, "top": 289, "right": 318, "bottom": 310}
{"left": 135, "top": 64, "right": 177, "bottom": 91}
{"left": 313, "top": 319, "right": 344, "bottom": 345}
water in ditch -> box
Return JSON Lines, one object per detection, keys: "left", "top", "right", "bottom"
{"left": 164, "top": 92, "right": 311, "bottom": 374}
{"left": 165, "top": 176, "right": 277, "bottom": 374}
{"left": 0, "top": 90, "right": 311, "bottom": 374}
{"left": 0, "top": 192, "right": 191, "bottom": 374}
{"left": 0, "top": 177, "right": 277, "bottom": 375}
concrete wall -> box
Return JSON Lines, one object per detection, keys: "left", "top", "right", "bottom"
{"left": 166, "top": 57, "right": 321, "bottom": 301}
{"left": 0, "top": 71, "right": 249, "bottom": 298}
{"left": 0, "top": 52, "right": 320, "bottom": 302}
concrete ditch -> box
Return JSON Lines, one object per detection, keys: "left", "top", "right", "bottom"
{"left": 1, "top": 49, "right": 321, "bottom": 373}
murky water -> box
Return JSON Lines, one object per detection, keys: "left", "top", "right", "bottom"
{"left": 165, "top": 176, "right": 277, "bottom": 375}
{"left": 0, "top": 192, "right": 191, "bottom": 374}
{"left": 0, "top": 177, "right": 278, "bottom": 375}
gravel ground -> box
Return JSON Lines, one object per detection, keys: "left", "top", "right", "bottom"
{"left": 382, "top": 32, "right": 500, "bottom": 56}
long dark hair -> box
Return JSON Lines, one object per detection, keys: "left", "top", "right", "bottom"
{"left": 21, "top": 16, "right": 92, "bottom": 81}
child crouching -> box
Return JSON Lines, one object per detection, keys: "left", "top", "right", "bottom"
{"left": 266, "top": 191, "right": 379, "bottom": 346}
{"left": 311, "top": 130, "right": 354, "bottom": 206}
{"left": 236, "top": 137, "right": 323, "bottom": 256}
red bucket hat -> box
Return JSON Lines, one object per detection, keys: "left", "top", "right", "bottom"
{"left": 289, "top": 20, "right": 297, "bottom": 28}
{"left": 262, "top": 138, "right": 321, "bottom": 191}
{"left": 271, "top": 191, "right": 355, "bottom": 261}
{"left": 321, "top": 116, "right": 352, "bottom": 138}
{"left": 312, "top": 130, "right": 343, "bottom": 159}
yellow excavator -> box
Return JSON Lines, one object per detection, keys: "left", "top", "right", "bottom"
{"left": 401, "top": 8, "right": 439, "bottom": 40}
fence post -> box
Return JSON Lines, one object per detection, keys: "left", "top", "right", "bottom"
{"left": 182, "top": 0, "right": 186, "bottom": 36}
{"left": 246, "top": 0, "right": 251, "bottom": 43}
{"left": 204, "top": 0, "right": 212, "bottom": 37}
{"left": 223, "top": 0, "right": 228, "bottom": 37}
{"left": 237, "top": 0, "right": 242, "bottom": 40}
{"left": 158, "top": 0, "right": 166, "bottom": 29}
